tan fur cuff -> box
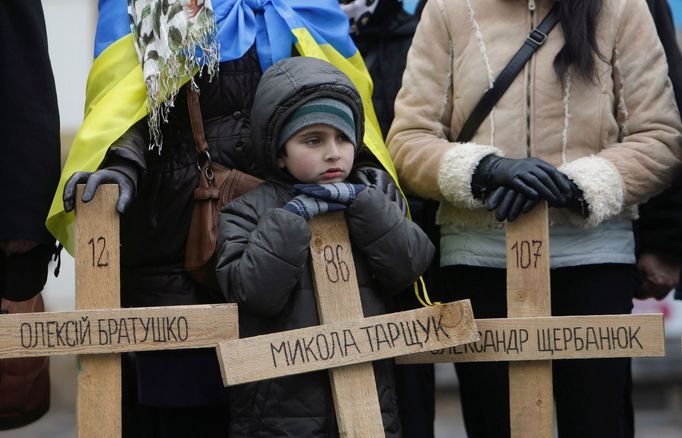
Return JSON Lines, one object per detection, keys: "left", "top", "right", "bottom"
{"left": 559, "top": 156, "right": 625, "bottom": 227}
{"left": 437, "top": 143, "right": 502, "bottom": 208}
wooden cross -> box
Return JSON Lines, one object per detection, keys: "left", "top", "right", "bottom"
{"left": 398, "top": 202, "right": 665, "bottom": 437}
{"left": 0, "top": 185, "right": 239, "bottom": 437}
{"left": 217, "top": 212, "right": 480, "bottom": 437}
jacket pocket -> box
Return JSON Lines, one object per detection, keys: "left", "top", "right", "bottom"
{"left": 600, "top": 90, "right": 620, "bottom": 149}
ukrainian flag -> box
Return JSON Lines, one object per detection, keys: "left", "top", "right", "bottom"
{"left": 47, "top": 0, "right": 398, "bottom": 254}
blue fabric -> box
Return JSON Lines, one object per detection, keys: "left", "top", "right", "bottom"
{"left": 403, "top": 0, "right": 418, "bottom": 14}
{"left": 95, "top": 0, "right": 357, "bottom": 71}
{"left": 94, "top": 0, "right": 129, "bottom": 57}
{"left": 214, "top": 0, "right": 356, "bottom": 70}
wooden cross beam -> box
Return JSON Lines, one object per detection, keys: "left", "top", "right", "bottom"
{"left": 217, "top": 212, "right": 479, "bottom": 437}
{"left": 74, "top": 183, "right": 122, "bottom": 437}
{"left": 0, "top": 185, "right": 239, "bottom": 437}
{"left": 397, "top": 202, "right": 665, "bottom": 437}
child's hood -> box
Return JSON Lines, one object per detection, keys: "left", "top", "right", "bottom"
{"left": 249, "top": 57, "right": 365, "bottom": 183}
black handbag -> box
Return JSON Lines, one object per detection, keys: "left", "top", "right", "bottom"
{"left": 410, "top": 4, "right": 560, "bottom": 298}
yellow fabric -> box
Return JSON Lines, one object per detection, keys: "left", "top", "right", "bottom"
{"left": 49, "top": 29, "right": 405, "bottom": 256}
{"left": 46, "top": 35, "right": 151, "bottom": 255}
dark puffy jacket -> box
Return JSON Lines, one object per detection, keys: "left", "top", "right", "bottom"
{"left": 215, "top": 57, "right": 435, "bottom": 437}
{"left": 102, "top": 47, "right": 262, "bottom": 406}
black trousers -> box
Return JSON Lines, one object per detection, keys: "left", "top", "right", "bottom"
{"left": 443, "top": 264, "right": 635, "bottom": 438}
{"left": 122, "top": 353, "right": 230, "bottom": 438}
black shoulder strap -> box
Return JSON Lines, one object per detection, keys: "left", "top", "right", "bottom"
{"left": 456, "top": 4, "right": 561, "bottom": 143}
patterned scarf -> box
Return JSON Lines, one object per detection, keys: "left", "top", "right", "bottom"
{"left": 128, "top": 0, "right": 219, "bottom": 150}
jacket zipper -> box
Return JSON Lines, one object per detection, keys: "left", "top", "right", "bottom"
{"left": 526, "top": 0, "right": 536, "bottom": 156}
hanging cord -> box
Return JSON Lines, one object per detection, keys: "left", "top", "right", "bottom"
{"left": 404, "top": 198, "right": 441, "bottom": 307}
{"left": 414, "top": 276, "right": 441, "bottom": 307}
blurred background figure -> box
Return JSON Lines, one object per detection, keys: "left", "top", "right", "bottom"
{"left": 635, "top": 0, "right": 682, "bottom": 302}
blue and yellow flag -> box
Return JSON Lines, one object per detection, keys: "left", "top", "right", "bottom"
{"left": 47, "top": 0, "right": 398, "bottom": 254}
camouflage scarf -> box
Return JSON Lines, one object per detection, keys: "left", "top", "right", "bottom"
{"left": 128, "top": 0, "right": 219, "bottom": 150}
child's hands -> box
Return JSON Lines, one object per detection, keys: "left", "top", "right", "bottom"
{"left": 293, "top": 183, "right": 366, "bottom": 205}
{"left": 282, "top": 194, "right": 346, "bottom": 220}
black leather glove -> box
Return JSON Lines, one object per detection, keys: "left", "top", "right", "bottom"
{"left": 63, "top": 166, "right": 136, "bottom": 214}
{"left": 559, "top": 180, "right": 588, "bottom": 214}
{"left": 486, "top": 180, "right": 587, "bottom": 222}
{"left": 486, "top": 186, "right": 538, "bottom": 222}
{"left": 472, "top": 155, "right": 573, "bottom": 205}
{"left": 349, "top": 166, "right": 407, "bottom": 215}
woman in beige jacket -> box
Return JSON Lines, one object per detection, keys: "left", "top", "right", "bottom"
{"left": 388, "top": 0, "right": 682, "bottom": 436}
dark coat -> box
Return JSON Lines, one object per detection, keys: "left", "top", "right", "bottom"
{"left": 106, "top": 47, "right": 262, "bottom": 308}
{"left": 102, "top": 47, "right": 263, "bottom": 406}
{"left": 215, "top": 57, "right": 435, "bottom": 437}
{"left": 0, "top": 0, "right": 60, "bottom": 301}
{"left": 0, "top": 2, "right": 57, "bottom": 427}
{"left": 0, "top": 0, "right": 60, "bottom": 245}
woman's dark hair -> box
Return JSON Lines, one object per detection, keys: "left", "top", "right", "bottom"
{"left": 554, "top": 0, "right": 605, "bottom": 81}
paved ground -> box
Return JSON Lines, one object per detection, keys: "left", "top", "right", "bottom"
{"left": 434, "top": 363, "right": 682, "bottom": 438}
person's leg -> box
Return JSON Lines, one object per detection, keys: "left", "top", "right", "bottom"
{"left": 122, "top": 353, "right": 158, "bottom": 438}
{"left": 444, "top": 266, "right": 510, "bottom": 438}
{"left": 395, "top": 363, "right": 435, "bottom": 437}
{"left": 122, "top": 350, "right": 231, "bottom": 438}
{"left": 392, "top": 271, "right": 437, "bottom": 438}
{"left": 455, "top": 361, "right": 510, "bottom": 438}
{"left": 156, "top": 406, "right": 230, "bottom": 438}
{"left": 551, "top": 264, "right": 635, "bottom": 438}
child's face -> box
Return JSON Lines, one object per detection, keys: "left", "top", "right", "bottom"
{"left": 277, "top": 124, "right": 355, "bottom": 183}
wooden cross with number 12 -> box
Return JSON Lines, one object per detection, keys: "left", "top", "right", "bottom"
{"left": 0, "top": 185, "right": 239, "bottom": 437}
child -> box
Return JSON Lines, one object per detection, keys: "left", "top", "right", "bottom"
{"left": 215, "top": 57, "right": 435, "bottom": 438}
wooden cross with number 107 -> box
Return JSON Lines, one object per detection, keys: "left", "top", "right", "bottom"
{"left": 399, "top": 202, "right": 666, "bottom": 437}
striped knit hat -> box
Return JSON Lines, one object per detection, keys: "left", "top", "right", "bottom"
{"left": 277, "top": 97, "right": 357, "bottom": 151}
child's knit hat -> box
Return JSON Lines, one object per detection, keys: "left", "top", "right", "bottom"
{"left": 277, "top": 97, "right": 357, "bottom": 151}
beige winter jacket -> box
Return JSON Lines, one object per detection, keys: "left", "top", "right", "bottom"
{"left": 388, "top": 0, "right": 682, "bottom": 229}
